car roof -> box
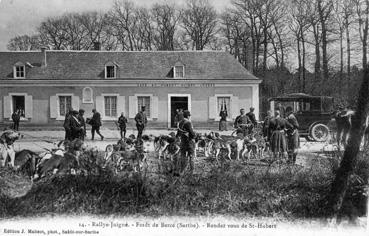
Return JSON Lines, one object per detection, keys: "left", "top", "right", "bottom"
{"left": 269, "top": 93, "right": 334, "bottom": 101}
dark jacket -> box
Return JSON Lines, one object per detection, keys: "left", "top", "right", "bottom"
{"left": 118, "top": 115, "right": 128, "bottom": 128}
{"left": 12, "top": 112, "right": 20, "bottom": 122}
{"left": 70, "top": 115, "right": 83, "bottom": 140}
{"left": 77, "top": 114, "right": 86, "bottom": 133}
{"left": 135, "top": 112, "right": 147, "bottom": 126}
{"left": 246, "top": 111, "right": 257, "bottom": 126}
{"left": 91, "top": 112, "right": 102, "bottom": 127}
{"left": 177, "top": 118, "right": 196, "bottom": 141}
{"left": 234, "top": 115, "right": 251, "bottom": 128}
{"left": 219, "top": 110, "right": 228, "bottom": 121}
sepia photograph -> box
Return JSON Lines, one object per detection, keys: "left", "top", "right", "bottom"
{"left": 0, "top": 0, "right": 368, "bottom": 235}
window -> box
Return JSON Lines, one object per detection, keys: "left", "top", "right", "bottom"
{"left": 174, "top": 66, "right": 184, "bottom": 78}
{"left": 137, "top": 96, "right": 151, "bottom": 118}
{"left": 217, "top": 97, "right": 231, "bottom": 117}
{"left": 105, "top": 65, "right": 116, "bottom": 78}
{"left": 12, "top": 96, "right": 25, "bottom": 117}
{"left": 13, "top": 63, "right": 25, "bottom": 78}
{"left": 104, "top": 96, "right": 117, "bottom": 117}
{"left": 59, "top": 96, "right": 72, "bottom": 116}
{"left": 82, "top": 87, "right": 93, "bottom": 103}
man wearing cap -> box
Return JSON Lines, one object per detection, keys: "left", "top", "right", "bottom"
{"left": 70, "top": 110, "right": 84, "bottom": 141}
{"left": 135, "top": 106, "right": 147, "bottom": 139}
{"left": 285, "top": 106, "right": 299, "bottom": 164}
{"left": 234, "top": 108, "right": 251, "bottom": 137}
{"left": 177, "top": 110, "right": 196, "bottom": 175}
{"left": 63, "top": 108, "right": 73, "bottom": 141}
{"left": 91, "top": 109, "right": 104, "bottom": 141}
{"left": 246, "top": 107, "right": 257, "bottom": 134}
{"left": 77, "top": 109, "right": 86, "bottom": 140}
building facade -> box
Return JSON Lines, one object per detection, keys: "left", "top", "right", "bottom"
{"left": 0, "top": 49, "right": 261, "bottom": 128}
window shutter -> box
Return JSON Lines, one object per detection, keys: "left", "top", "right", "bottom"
{"left": 95, "top": 96, "right": 104, "bottom": 115}
{"left": 3, "top": 96, "right": 12, "bottom": 119}
{"left": 231, "top": 96, "right": 239, "bottom": 119}
{"left": 128, "top": 96, "right": 136, "bottom": 118}
{"left": 117, "top": 96, "right": 125, "bottom": 116}
{"left": 208, "top": 96, "right": 216, "bottom": 119}
{"left": 25, "top": 95, "right": 33, "bottom": 118}
{"left": 151, "top": 96, "right": 159, "bottom": 119}
{"left": 72, "top": 96, "right": 80, "bottom": 111}
{"left": 50, "top": 96, "right": 58, "bottom": 118}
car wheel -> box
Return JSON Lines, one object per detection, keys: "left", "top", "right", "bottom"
{"left": 310, "top": 123, "right": 329, "bottom": 142}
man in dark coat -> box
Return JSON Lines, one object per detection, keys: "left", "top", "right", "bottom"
{"left": 176, "top": 110, "right": 196, "bottom": 175}
{"left": 90, "top": 109, "right": 104, "bottom": 141}
{"left": 262, "top": 110, "right": 273, "bottom": 142}
{"left": 285, "top": 107, "right": 299, "bottom": 164}
{"left": 63, "top": 109, "right": 72, "bottom": 141}
{"left": 234, "top": 108, "right": 251, "bottom": 137}
{"left": 269, "top": 110, "right": 292, "bottom": 160}
{"left": 70, "top": 110, "right": 84, "bottom": 140}
{"left": 11, "top": 109, "right": 21, "bottom": 131}
{"left": 334, "top": 105, "right": 353, "bottom": 147}
{"left": 118, "top": 112, "right": 128, "bottom": 139}
{"left": 135, "top": 106, "right": 147, "bottom": 139}
{"left": 246, "top": 107, "right": 257, "bottom": 134}
{"left": 77, "top": 109, "right": 86, "bottom": 141}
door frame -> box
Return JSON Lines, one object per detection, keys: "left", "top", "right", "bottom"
{"left": 167, "top": 94, "right": 191, "bottom": 128}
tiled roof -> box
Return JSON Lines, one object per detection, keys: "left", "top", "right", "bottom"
{"left": 0, "top": 50, "right": 259, "bottom": 80}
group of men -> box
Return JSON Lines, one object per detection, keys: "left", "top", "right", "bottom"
{"left": 233, "top": 107, "right": 258, "bottom": 136}
{"left": 63, "top": 109, "right": 104, "bottom": 141}
{"left": 262, "top": 107, "right": 300, "bottom": 164}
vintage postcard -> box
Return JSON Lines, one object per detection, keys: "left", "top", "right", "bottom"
{"left": 0, "top": 0, "right": 368, "bottom": 235}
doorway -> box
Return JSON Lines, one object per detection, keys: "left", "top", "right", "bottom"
{"left": 12, "top": 95, "right": 25, "bottom": 117}
{"left": 168, "top": 94, "right": 191, "bottom": 128}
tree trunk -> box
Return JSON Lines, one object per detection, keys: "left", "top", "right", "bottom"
{"left": 328, "top": 68, "right": 369, "bottom": 219}
{"left": 302, "top": 31, "right": 306, "bottom": 93}
{"left": 313, "top": 24, "right": 321, "bottom": 87}
{"left": 346, "top": 20, "right": 351, "bottom": 93}
{"left": 339, "top": 28, "right": 344, "bottom": 96}
{"left": 297, "top": 37, "right": 302, "bottom": 92}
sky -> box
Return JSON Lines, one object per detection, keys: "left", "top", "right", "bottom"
{"left": 0, "top": 0, "right": 230, "bottom": 51}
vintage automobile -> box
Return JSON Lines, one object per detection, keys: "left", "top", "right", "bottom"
{"left": 269, "top": 93, "right": 335, "bottom": 142}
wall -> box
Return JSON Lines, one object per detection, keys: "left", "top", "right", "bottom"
{"left": 0, "top": 83, "right": 257, "bottom": 127}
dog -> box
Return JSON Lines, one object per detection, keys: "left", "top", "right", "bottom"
{"left": 0, "top": 129, "right": 22, "bottom": 168}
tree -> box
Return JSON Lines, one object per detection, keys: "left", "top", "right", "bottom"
{"left": 354, "top": 0, "right": 369, "bottom": 69}
{"left": 7, "top": 35, "right": 41, "bottom": 51}
{"left": 182, "top": 0, "right": 218, "bottom": 50}
{"left": 151, "top": 2, "right": 181, "bottom": 50}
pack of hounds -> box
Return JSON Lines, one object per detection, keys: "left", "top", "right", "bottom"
{"left": 0, "top": 128, "right": 269, "bottom": 181}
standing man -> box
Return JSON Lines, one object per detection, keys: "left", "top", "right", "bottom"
{"left": 91, "top": 109, "right": 104, "bottom": 141}
{"left": 285, "top": 107, "right": 299, "bottom": 164}
{"left": 63, "top": 108, "right": 72, "bottom": 141}
{"left": 118, "top": 112, "right": 128, "bottom": 139}
{"left": 246, "top": 107, "right": 257, "bottom": 134}
{"left": 70, "top": 110, "right": 84, "bottom": 141}
{"left": 11, "top": 109, "right": 20, "bottom": 131}
{"left": 177, "top": 110, "right": 196, "bottom": 175}
{"left": 334, "top": 105, "right": 352, "bottom": 147}
{"left": 174, "top": 109, "right": 180, "bottom": 128}
{"left": 262, "top": 110, "right": 273, "bottom": 142}
{"left": 77, "top": 109, "right": 86, "bottom": 141}
{"left": 177, "top": 109, "right": 184, "bottom": 123}
{"left": 219, "top": 108, "right": 228, "bottom": 131}
{"left": 234, "top": 108, "right": 251, "bottom": 137}
{"left": 269, "top": 110, "right": 291, "bottom": 160}
{"left": 135, "top": 106, "right": 147, "bottom": 139}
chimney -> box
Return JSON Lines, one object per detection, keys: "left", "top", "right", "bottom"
{"left": 41, "top": 46, "right": 47, "bottom": 67}
{"left": 93, "top": 42, "right": 101, "bottom": 51}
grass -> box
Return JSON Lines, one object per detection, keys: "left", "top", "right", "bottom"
{"left": 0, "top": 146, "right": 368, "bottom": 220}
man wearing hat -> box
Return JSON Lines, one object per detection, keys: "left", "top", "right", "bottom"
{"left": 90, "top": 109, "right": 104, "bottom": 141}
{"left": 234, "top": 108, "right": 251, "bottom": 137}
{"left": 70, "top": 110, "right": 84, "bottom": 141}
{"left": 135, "top": 106, "right": 147, "bottom": 139}
{"left": 63, "top": 108, "right": 73, "bottom": 141}
{"left": 246, "top": 107, "right": 257, "bottom": 134}
{"left": 177, "top": 110, "right": 196, "bottom": 175}
{"left": 78, "top": 109, "right": 86, "bottom": 140}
